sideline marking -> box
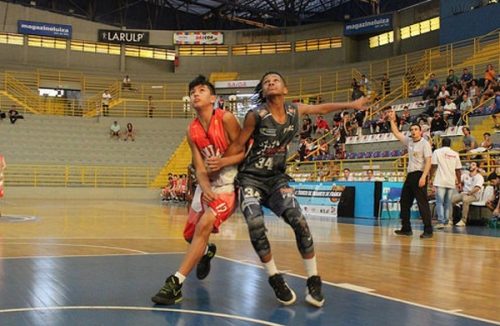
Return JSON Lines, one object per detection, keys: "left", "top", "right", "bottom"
{"left": 0, "top": 306, "right": 284, "bottom": 326}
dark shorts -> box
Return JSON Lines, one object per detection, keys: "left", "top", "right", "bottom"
{"left": 237, "top": 173, "right": 299, "bottom": 217}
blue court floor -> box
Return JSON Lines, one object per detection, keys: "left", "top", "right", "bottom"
{"left": 0, "top": 253, "right": 497, "bottom": 326}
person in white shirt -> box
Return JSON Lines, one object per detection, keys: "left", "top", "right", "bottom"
{"left": 430, "top": 138, "right": 462, "bottom": 228}
{"left": 339, "top": 168, "right": 354, "bottom": 181}
{"left": 451, "top": 162, "right": 484, "bottom": 226}
{"left": 110, "top": 121, "right": 121, "bottom": 140}
{"left": 442, "top": 96, "right": 457, "bottom": 121}
{"left": 388, "top": 109, "right": 433, "bottom": 238}
{"left": 102, "top": 90, "right": 112, "bottom": 117}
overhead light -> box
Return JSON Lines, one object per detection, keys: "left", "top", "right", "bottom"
{"left": 30, "top": 1, "right": 36, "bottom": 6}
{"left": 69, "top": 8, "right": 75, "bottom": 14}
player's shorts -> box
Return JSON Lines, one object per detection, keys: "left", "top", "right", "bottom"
{"left": 183, "top": 192, "right": 236, "bottom": 242}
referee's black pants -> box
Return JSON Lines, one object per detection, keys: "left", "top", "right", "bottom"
{"left": 400, "top": 171, "right": 433, "bottom": 234}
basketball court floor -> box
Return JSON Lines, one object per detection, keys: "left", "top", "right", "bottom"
{"left": 0, "top": 198, "right": 498, "bottom": 325}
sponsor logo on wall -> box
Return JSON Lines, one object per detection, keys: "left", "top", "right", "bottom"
{"left": 173, "top": 32, "right": 224, "bottom": 45}
{"left": 344, "top": 13, "right": 393, "bottom": 36}
{"left": 98, "top": 30, "right": 149, "bottom": 44}
{"left": 18, "top": 20, "right": 72, "bottom": 38}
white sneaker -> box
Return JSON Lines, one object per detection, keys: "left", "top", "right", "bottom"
{"left": 435, "top": 223, "right": 445, "bottom": 229}
{"left": 455, "top": 220, "right": 466, "bottom": 227}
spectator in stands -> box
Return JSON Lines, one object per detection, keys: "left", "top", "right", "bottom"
{"left": 315, "top": 115, "right": 329, "bottom": 136}
{"left": 459, "top": 93, "right": 473, "bottom": 118}
{"left": 388, "top": 110, "right": 433, "bottom": 238}
{"left": 468, "top": 79, "right": 479, "bottom": 105}
{"left": 122, "top": 75, "right": 133, "bottom": 90}
{"left": 470, "top": 132, "right": 493, "bottom": 153}
{"left": 300, "top": 117, "right": 313, "bottom": 140}
{"left": 339, "top": 168, "right": 354, "bottom": 181}
{"left": 460, "top": 68, "right": 473, "bottom": 90}
{"left": 399, "top": 106, "right": 412, "bottom": 130}
{"left": 123, "top": 122, "right": 135, "bottom": 141}
{"left": 423, "top": 73, "right": 440, "bottom": 101}
{"left": 445, "top": 69, "right": 459, "bottom": 91}
{"left": 147, "top": 95, "right": 155, "bottom": 118}
{"left": 0, "top": 109, "right": 6, "bottom": 120}
{"left": 102, "top": 90, "right": 112, "bottom": 116}
{"left": 485, "top": 172, "right": 500, "bottom": 217}
{"left": 452, "top": 162, "right": 484, "bottom": 226}
{"left": 161, "top": 176, "right": 174, "bottom": 201}
{"left": 461, "top": 126, "right": 477, "bottom": 153}
{"left": 491, "top": 86, "right": 500, "bottom": 129}
{"left": 380, "top": 73, "right": 391, "bottom": 96}
{"left": 360, "top": 74, "right": 370, "bottom": 93}
{"left": 430, "top": 137, "right": 462, "bottom": 229}
{"left": 443, "top": 96, "right": 457, "bottom": 123}
{"left": 365, "top": 169, "right": 376, "bottom": 181}
{"left": 351, "top": 79, "right": 364, "bottom": 100}
{"left": 479, "top": 82, "right": 495, "bottom": 105}
{"left": 430, "top": 112, "right": 447, "bottom": 137}
{"left": 437, "top": 85, "right": 450, "bottom": 107}
{"left": 353, "top": 109, "right": 365, "bottom": 136}
{"left": 110, "top": 120, "right": 121, "bottom": 140}
{"left": 484, "top": 64, "right": 497, "bottom": 90}
{"left": 8, "top": 106, "right": 24, "bottom": 124}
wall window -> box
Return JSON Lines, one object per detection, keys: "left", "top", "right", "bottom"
{"left": 71, "top": 40, "right": 120, "bottom": 55}
{"left": 0, "top": 32, "right": 24, "bottom": 46}
{"left": 295, "top": 37, "right": 342, "bottom": 52}
{"left": 369, "top": 31, "right": 394, "bottom": 48}
{"left": 232, "top": 42, "right": 291, "bottom": 56}
{"left": 178, "top": 45, "right": 229, "bottom": 56}
{"left": 125, "top": 45, "right": 175, "bottom": 61}
{"left": 400, "top": 17, "right": 440, "bottom": 40}
{"left": 28, "top": 35, "right": 66, "bottom": 49}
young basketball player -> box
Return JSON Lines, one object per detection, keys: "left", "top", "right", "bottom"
{"left": 212, "top": 72, "right": 368, "bottom": 308}
{"left": 151, "top": 75, "right": 242, "bottom": 305}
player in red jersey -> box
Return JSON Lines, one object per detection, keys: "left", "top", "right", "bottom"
{"left": 152, "top": 75, "right": 242, "bottom": 305}
{"left": 0, "top": 155, "right": 5, "bottom": 217}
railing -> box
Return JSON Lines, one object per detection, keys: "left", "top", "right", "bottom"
{"left": 4, "top": 164, "right": 160, "bottom": 188}
{"left": 461, "top": 97, "right": 495, "bottom": 126}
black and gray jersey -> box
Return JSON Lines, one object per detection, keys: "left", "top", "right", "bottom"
{"left": 239, "top": 102, "right": 299, "bottom": 178}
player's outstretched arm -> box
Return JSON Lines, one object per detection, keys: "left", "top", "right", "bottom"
{"left": 297, "top": 96, "right": 369, "bottom": 116}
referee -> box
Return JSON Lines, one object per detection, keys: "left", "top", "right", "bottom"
{"left": 388, "top": 109, "right": 433, "bottom": 238}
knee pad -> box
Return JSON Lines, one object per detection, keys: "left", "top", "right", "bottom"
{"left": 245, "top": 211, "right": 271, "bottom": 260}
{"left": 282, "top": 208, "right": 314, "bottom": 255}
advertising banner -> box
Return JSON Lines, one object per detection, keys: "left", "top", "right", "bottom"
{"left": 344, "top": 14, "right": 393, "bottom": 36}
{"left": 173, "top": 32, "right": 224, "bottom": 45}
{"left": 291, "top": 182, "right": 352, "bottom": 218}
{"left": 18, "top": 20, "right": 72, "bottom": 38}
{"left": 98, "top": 30, "right": 149, "bottom": 44}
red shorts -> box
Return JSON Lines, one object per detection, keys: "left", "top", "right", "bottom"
{"left": 183, "top": 192, "right": 236, "bottom": 242}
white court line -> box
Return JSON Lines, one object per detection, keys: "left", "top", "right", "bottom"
{"left": 215, "top": 255, "right": 500, "bottom": 325}
{"left": 0, "top": 252, "right": 184, "bottom": 260}
{"left": 0, "top": 306, "right": 284, "bottom": 326}
{"left": 0, "top": 242, "right": 148, "bottom": 254}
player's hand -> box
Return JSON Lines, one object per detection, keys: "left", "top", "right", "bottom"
{"left": 202, "top": 189, "right": 217, "bottom": 203}
{"left": 352, "top": 96, "right": 370, "bottom": 111}
{"left": 494, "top": 208, "right": 500, "bottom": 216}
{"left": 206, "top": 156, "right": 225, "bottom": 172}
{"left": 418, "top": 176, "right": 426, "bottom": 188}
{"left": 387, "top": 110, "right": 396, "bottom": 122}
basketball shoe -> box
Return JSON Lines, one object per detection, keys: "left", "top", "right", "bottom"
{"left": 268, "top": 274, "right": 297, "bottom": 305}
{"left": 151, "top": 275, "right": 183, "bottom": 305}
{"left": 305, "top": 275, "right": 325, "bottom": 308}
{"left": 196, "top": 243, "right": 217, "bottom": 280}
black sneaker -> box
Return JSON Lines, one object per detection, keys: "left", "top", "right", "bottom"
{"left": 151, "top": 275, "right": 183, "bottom": 305}
{"left": 394, "top": 229, "right": 413, "bottom": 236}
{"left": 268, "top": 274, "right": 297, "bottom": 305}
{"left": 420, "top": 232, "right": 433, "bottom": 239}
{"left": 305, "top": 275, "right": 325, "bottom": 308}
{"left": 196, "top": 243, "right": 217, "bottom": 280}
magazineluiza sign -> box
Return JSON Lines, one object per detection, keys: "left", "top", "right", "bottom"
{"left": 18, "top": 20, "right": 72, "bottom": 38}
{"left": 344, "top": 14, "right": 393, "bottom": 36}
{"left": 98, "top": 30, "right": 149, "bottom": 44}
{"left": 173, "top": 32, "right": 224, "bottom": 45}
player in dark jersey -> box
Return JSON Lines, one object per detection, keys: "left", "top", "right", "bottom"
{"left": 208, "top": 72, "right": 368, "bottom": 308}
